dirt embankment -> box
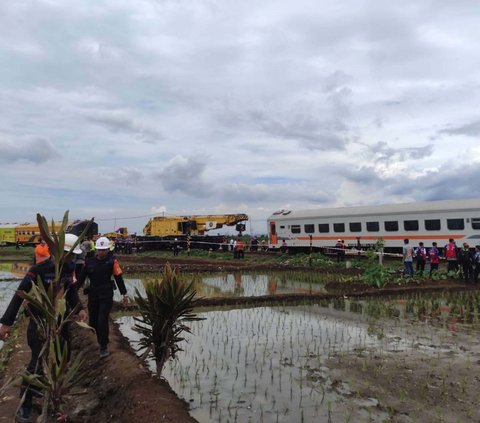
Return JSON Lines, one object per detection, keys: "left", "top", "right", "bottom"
{"left": 0, "top": 316, "right": 196, "bottom": 423}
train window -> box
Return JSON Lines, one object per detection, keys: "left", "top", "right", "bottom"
{"left": 425, "top": 219, "right": 441, "bottom": 230}
{"left": 404, "top": 220, "right": 419, "bottom": 231}
{"left": 349, "top": 222, "right": 361, "bottom": 232}
{"left": 366, "top": 221, "right": 379, "bottom": 232}
{"left": 318, "top": 223, "right": 329, "bottom": 233}
{"left": 291, "top": 225, "right": 301, "bottom": 234}
{"left": 279, "top": 226, "right": 285, "bottom": 229}
{"left": 384, "top": 221, "right": 398, "bottom": 231}
{"left": 472, "top": 218, "right": 480, "bottom": 230}
{"left": 447, "top": 218, "right": 464, "bottom": 230}
{"left": 304, "top": 224, "right": 315, "bottom": 233}
{"left": 333, "top": 223, "right": 345, "bottom": 233}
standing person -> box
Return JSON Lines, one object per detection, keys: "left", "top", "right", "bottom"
{"left": 82, "top": 236, "right": 94, "bottom": 258}
{"left": 429, "top": 242, "right": 440, "bottom": 277}
{"left": 34, "top": 238, "right": 50, "bottom": 264}
{"left": 473, "top": 245, "right": 480, "bottom": 284}
{"left": 414, "top": 242, "right": 427, "bottom": 274}
{"left": 403, "top": 239, "right": 414, "bottom": 277}
{"left": 444, "top": 238, "right": 458, "bottom": 273}
{"left": 458, "top": 243, "right": 474, "bottom": 283}
{"left": 280, "top": 239, "right": 288, "bottom": 254}
{"left": 74, "top": 240, "right": 87, "bottom": 282}
{"left": 335, "top": 239, "right": 344, "bottom": 262}
{"left": 77, "top": 236, "right": 128, "bottom": 358}
{"left": 172, "top": 238, "right": 180, "bottom": 256}
{"left": 234, "top": 238, "right": 245, "bottom": 259}
{"left": 0, "top": 234, "right": 86, "bottom": 423}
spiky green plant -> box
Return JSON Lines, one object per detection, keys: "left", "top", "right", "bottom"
{"left": 14, "top": 211, "right": 94, "bottom": 422}
{"left": 133, "top": 264, "right": 204, "bottom": 376}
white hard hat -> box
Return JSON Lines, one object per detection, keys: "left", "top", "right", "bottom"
{"left": 95, "top": 236, "right": 111, "bottom": 250}
{"left": 64, "top": 233, "right": 83, "bottom": 254}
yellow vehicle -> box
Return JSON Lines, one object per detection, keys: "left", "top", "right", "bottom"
{"left": 0, "top": 226, "right": 16, "bottom": 244}
{"left": 102, "top": 227, "right": 128, "bottom": 240}
{"left": 15, "top": 222, "right": 63, "bottom": 245}
{"left": 15, "top": 223, "right": 43, "bottom": 245}
{"left": 143, "top": 214, "right": 249, "bottom": 237}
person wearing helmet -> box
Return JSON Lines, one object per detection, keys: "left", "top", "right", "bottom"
{"left": 77, "top": 236, "right": 128, "bottom": 358}
{"left": 0, "top": 233, "right": 87, "bottom": 423}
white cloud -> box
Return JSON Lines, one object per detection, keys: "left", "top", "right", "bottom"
{"left": 0, "top": 0, "right": 479, "bottom": 234}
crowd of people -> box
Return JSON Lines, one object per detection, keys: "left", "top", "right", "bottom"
{"left": 403, "top": 238, "right": 480, "bottom": 282}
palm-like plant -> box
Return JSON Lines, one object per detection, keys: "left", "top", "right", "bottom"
{"left": 133, "top": 264, "right": 204, "bottom": 376}
{"left": 15, "top": 211, "right": 94, "bottom": 422}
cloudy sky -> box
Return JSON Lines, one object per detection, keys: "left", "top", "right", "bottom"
{"left": 1, "top": 0, "right": 479, "bottom": 235}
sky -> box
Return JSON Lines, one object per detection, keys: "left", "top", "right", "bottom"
{"left": 1, "top": 0, "right": 479, "bottom": 235}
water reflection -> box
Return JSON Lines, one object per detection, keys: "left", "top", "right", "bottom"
{"left": 116, "top": 286, "right": 480, "bottom": 422}
{"left": 124, "top": 271, "right": 327, "bottom": 299}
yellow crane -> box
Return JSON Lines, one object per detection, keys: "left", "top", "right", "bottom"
{"left": 143, "top": 214, "right": 248, "bottom": 237}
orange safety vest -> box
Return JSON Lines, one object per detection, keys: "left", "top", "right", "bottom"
{"left": 34, "top": 243, "right": 50, "bottom": 263}
{"left": 235, "top": 241, "right": 245, "bottom": 251}
{"left": 445, "top": 243, "right": 457, "bottom": 259}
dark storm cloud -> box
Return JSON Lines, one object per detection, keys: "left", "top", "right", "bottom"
{"left": 155, "top": 156, "right": 209, "bottom": 197}
{"left": 438, "top": 119, "right": 480, "bottom": 137}
{"left": 367, "top": 142, "right": 434, "bottom": 163}
{"left": 217, "top": 182, "right": 333, "bottom": 205}
{"left": 0, "top": 137, "right": 60, "bottom": 164}
{"left": 247, "top": 109, "right": 348, "bottom": 150}
{"left": 344, "top": 162, "right": 480, "bottom": 202}
{"left": 87, "top": 112, "right": 164, "bottom": 144}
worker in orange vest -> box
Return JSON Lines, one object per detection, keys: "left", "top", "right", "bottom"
{"left": 34, "top": 238, "right": 50, "bottom": 264}
{"left": 234, "top": 238, "right": 245, "bottom": 259}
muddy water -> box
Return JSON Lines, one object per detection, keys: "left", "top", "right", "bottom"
{"left": 0, "top": 264, "right": 25, "bottom": 350}
{"left": 118, "top": 305, "right": 401, "bottom": 423}
{"left": 117, "top": 292, "right": 480, "bottom": 423}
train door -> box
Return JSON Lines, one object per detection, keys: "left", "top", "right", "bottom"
{"left": 269, "top": 222, "right": 277, "bottom": 245}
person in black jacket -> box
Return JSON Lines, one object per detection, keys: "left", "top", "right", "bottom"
{"left": 77, "top": 236, "right": 128, "bottom": 358}
{"left": 0, "top": 234, "right": 86, "bottom": 423}
{"left": 458, "top": 243, "right": 474, "bottom": 283}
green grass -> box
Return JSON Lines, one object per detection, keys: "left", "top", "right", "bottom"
{"left": 0, "top": 245, "right": 34, "bottom": 261}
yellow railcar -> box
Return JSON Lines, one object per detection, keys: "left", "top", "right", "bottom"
{"left": 0, "top": 226, "right": 16, "bottom": 244}
{"left": 15, "top": 223, "right": 42, "bottom": 245}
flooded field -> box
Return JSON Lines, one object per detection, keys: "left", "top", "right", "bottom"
{"left": 2, "top": 262, "right": 480, "bottom": 421}
{"left": 123, "top": 271, "right": 329, "bottom": 300}
{"left": 118, "top": 292, "right": 480, "bottom": 423}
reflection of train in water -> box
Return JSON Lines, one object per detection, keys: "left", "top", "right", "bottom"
{"left": 0, "top": 220, "right": 99, "bottom": 246}
{"left": 268, "top": 199, "right": 480, "bottom": 253}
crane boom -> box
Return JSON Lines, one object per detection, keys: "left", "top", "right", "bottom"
{"left": 143, "top": 214, "right": 248, "bottom": 236}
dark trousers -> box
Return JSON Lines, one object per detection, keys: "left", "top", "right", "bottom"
{"left": 429, "top": 263, "right": 439, "bottom": 277}
{"left": 447, "top": 259, "right": 458, "bottom": 273}
{"left": 462, "top": 264, "right": 473, "bottom": 282}
{"left": 416, "top": 260, "right": 425, "bottom": 272}
{"left": 88, "top": 297, "right": 113, "bottom": 348}
{"left": 22, "top": 320, "right": 70, "bottom": 406}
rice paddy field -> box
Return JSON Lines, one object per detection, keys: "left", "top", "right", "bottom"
{"left": 2, "top": 263, "right": 480, "bottom": 422}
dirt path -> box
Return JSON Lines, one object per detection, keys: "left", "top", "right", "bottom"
{"left": 0, "top": 316, "right": 196, "bottom": 423}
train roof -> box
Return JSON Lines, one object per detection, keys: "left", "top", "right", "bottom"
{"left": 268, "top": 199, "right": 480, "bottom": 220}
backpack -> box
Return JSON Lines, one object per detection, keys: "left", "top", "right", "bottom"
{"left": 445, "top": 243, "right": 456, "bottom": 259}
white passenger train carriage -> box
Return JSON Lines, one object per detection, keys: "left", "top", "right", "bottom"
{"left": 268, "top": 199, "right": 480, "bottom": 252}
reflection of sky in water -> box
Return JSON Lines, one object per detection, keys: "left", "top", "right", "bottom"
{"left": 0, "top": 266, "right": 23, "bottom": 350}
{"left": 123, "top": 273, "right": 326, "bottom": 299}
{"left": 117, "top": 306, "right": 399, "bottom": 423}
